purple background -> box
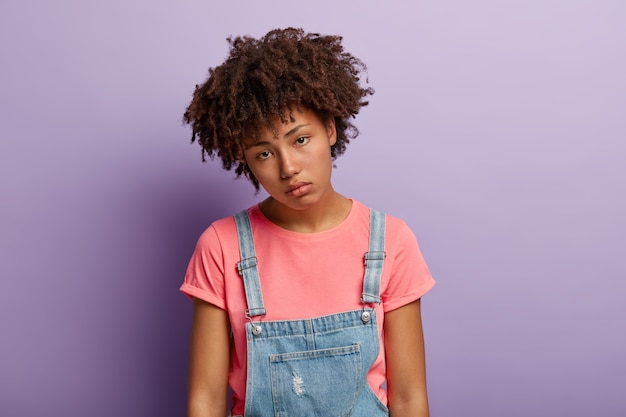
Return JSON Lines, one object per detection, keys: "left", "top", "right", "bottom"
{"left": 1, "top": 1, "right": 625, "bottom": 416}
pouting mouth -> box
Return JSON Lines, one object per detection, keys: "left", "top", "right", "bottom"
{"left": 287, "top": 182, "right": 310, "bottom": 192}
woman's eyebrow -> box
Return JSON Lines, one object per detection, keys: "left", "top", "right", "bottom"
{"left": 247, "top": 140, "right": 270, "bottom": 148}
{"left": 284, "top": 123, "right": 310, "bottom": 138}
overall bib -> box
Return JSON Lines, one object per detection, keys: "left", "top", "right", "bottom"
{"left": 233, "top": 209, "right": 390, "bottom": 417}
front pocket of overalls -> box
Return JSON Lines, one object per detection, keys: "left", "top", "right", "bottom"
{"left": 269, "top": 344, "right": 362, "bottom": 417}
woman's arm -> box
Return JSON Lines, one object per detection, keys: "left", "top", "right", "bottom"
{"left": 384, "top": 298, "right": 430, "bottom": 417}
{"left": 187, "top": 298, "right": 231, "bottom": 417}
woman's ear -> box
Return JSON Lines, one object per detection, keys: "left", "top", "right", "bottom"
{"left": 326, "top": 117, "right": 337, "bottom": 146}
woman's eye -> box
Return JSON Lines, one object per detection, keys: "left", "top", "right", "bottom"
{"left": 257, "top": 151, "right": 272, "bottom": 160}
{"left": 295, "top": 136, "right": 310, "bottom": 146}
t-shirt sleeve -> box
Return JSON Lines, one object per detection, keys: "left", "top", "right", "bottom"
{"left": 382, "top": 220, "right": 436, "bottom": 312}
{"left": 179, "top": 224, "right": 228, "bottom": 310}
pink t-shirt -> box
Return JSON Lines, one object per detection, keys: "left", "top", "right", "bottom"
{"left": 181, "top": 200, "right": 435, "bottom": 415}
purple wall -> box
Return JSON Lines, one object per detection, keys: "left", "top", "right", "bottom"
{"left": 1, "top": 1, "right": 625, "bottom": 416}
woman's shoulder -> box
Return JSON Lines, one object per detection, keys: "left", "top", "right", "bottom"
{"left": 354, "top": 201, "right": 412, "bottom": 235}
{"left": 195, "top": 205, "right": 259, "bottom": 247}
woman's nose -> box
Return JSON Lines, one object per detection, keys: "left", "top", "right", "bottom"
{"left": 279, "top": 153, "right": 300, "bottom": 179}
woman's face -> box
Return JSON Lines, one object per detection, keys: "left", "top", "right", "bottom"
{"left": 243, "top": 107, "right": 337, "bottom": 212}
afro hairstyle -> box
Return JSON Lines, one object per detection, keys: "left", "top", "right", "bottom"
{"left": 183, "top": 27, "right": 374, "bottom": 190}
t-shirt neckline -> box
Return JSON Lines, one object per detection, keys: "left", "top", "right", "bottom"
{"left": 249, "top": 199, "right": 359, "bottom": 239}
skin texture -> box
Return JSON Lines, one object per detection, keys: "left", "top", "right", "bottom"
{"left": 243, "top": 107, "right": 352, "bottom": 233}
{"left": 186, "top": 108, "right": 430, "bottom": 416}
{"left": 187, "top": 299, "right": 230, "bottom": 417}
{"left": 384, "top": 299, "right": 430, "bottom": 417}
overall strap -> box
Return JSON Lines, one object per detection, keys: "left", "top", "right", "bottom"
{"left": 234, "top": 210, "right": 266, "bottom": 318}
{"left": 362, "top": 209, "right": 386, "bottom": 305}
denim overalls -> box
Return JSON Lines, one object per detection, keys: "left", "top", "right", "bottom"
{"left": 233, "top": 209, "right": 389, "bottom": 417}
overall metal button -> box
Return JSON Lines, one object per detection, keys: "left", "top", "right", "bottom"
{"left": 252, "top": 325, "right": 262, "bottom": 336}
{"left": 361, "top": 311, "right": 371, "bottom": 324}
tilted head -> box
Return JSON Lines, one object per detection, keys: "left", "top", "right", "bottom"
{"left": 183, "top": 27, "right": 374, "bottom": 190}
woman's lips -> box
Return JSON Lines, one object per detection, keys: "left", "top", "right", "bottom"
{"left": 286, "top": 182, "right": 312, "bottom": 197}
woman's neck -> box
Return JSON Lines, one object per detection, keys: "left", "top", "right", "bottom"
{"left": 259, "top": 192, "right": 352, "bottom": 233}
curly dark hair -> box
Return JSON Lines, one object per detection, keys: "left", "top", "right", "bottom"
{"left": 183, "top": 27, "right": 374, "bottom": 190}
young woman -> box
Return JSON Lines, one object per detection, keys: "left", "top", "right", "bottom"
{"left": 180, "top": 27, "right": 435, "bottom": 417}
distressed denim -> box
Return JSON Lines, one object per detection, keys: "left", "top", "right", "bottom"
{"left": 233, "top": 209, "right": 389, "bottom": 417}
